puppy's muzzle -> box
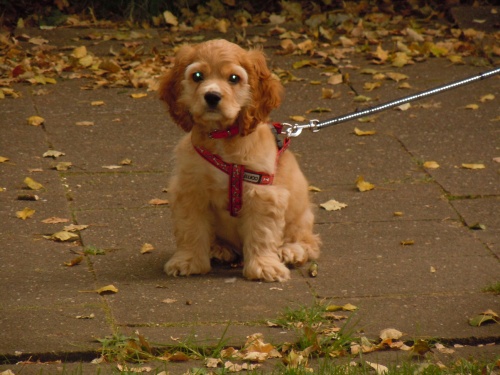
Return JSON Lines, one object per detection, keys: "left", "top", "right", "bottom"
{"left": 204, "top": 91, "right": 222, "bottom": 109}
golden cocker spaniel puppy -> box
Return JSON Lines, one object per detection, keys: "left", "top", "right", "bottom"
{"left": 159, "top": 39, "right": 320, "bottom": 282}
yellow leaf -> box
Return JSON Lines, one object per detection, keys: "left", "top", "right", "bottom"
{"left": 24, "top": 177, "right": 44, "bottom": 190}
{"left": 292, "top": 60, "right": 315, "bottom": 69}
{"left": 396, "top": 103, "right": 411, "bottom": 111}
{"left": 47, "top": 231, "right": 79, "bottom": 242}
{"left": 96, "top": 284, "right": 118, "bottom": 295}
{"left": 27, "top": 115, "right": 45, "bottom": 126}
{"left": 354, "top": 95, "right": 371, "bottom": 102}
{"left": 71, "top": 46, "right": 87, "bottom": 59}
{"left": 479, "top": 94, "right": 495, "bottom": 102}
{"left": 423, "top": 161, "right": 439, "bottom": 169}
{"left": 357, "top": 116, "right": 377, "bottom": 123}
{"left": 0, "top": 156, "right": 9, "bottom": 163}
{"left": 319, "top": 199, "right": 347, "bottom": 211}
{"left": 16, "top": 207, "right": 35, "bottom": 220}
{"left": 130, "top": 93, "right": 148, "bottom": 99}
{"left": 289, "top": 115, "right": 306, "bottom": 122}
{"left": 462, "top": 163, "right": 485, "bottom": 169}
{"left": 447, "top": 55, "right": 465, "bottom": 65}
{"left": 363, "top": 81, "right": 382, "bottom": 91}
{"left": 327, "top": 74, "right": 343, "bottom": 85}
{"left": 91, "top": 101, "right": 105, "bottom": 106}
{"left": 75, "top": 121, "right": 94, "bottom": 126}
{"left": 465, "top": 103, "right": 479, "bottom": 110}
{"left": 308, "top": 185, "right": 322, "bottom": 192}
{"left": 321, "top": 88, "right": 335, "bottom": 99}
{"left": 391, "top": 52, "right": 412, "bottom": 68}
{"left": 354, "top": 127, "right": 376, "bottom": 136}
{"left": 163, "top": 10, "right": 178, "bottom": 26}
{"left": 141, "top": 243, "right": 154, "bottom": 254}
{"left": 356, "top": 176, "right": 375, "bottom": 192}
{"left": 386, "top": 72, "right": 409, "bottom": 82}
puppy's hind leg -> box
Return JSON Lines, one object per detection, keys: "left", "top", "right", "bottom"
{"left": 164, "top": 179, "right": 214, "bottom": 277}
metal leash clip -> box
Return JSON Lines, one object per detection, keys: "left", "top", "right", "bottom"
{"left": 281, "top": 119, "right": 320, "bottom": 138}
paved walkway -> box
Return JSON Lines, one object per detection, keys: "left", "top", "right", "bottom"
{"left": 0, "top": 5, "right": 499, "bottom": 374}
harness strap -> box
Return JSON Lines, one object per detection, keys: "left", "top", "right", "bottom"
{"left": 193, "top": 123, "right": 289, "bottom": 217}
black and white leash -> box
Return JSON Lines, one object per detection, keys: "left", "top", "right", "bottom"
{"left": 281, "top": 67, "right": 500, "bottom": 138}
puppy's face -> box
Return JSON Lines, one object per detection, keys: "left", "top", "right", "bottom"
{"left": 180, "top": 52, "right": 251, "bottom": 128}
{"left": 160, "top": 39, "right": 283, "bottom": 135}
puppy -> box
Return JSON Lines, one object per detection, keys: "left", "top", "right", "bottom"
{"left": 159, "top": 39, "right": 320, "bottom": 282}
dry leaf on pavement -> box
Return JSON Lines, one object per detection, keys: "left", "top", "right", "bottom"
{"left": 355, "top": 176, "right": 375, "bottom": 192}
{"left": 16, "top": 207, "right": 35, "bottom": 220}
{"left": 319, "top": 199, "right": 347, "bottom": 211}
{"left": 27, "top": 115, "right": 45, "bottom": 126}
{"left": 24, "top": 177, "right": 44, "bottom": 190}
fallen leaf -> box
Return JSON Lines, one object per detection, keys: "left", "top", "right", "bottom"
{"left": 49, "top": 231, "right": 79, "bottom": 242}
{"left": 64, "top": 224, "right": 88, "bottom": 232}
{"left": 354, "top": 127, "right": 376, "bottom": 136}
{"left": 64, "top": 256, "right": 84, "bottom": 267}
{"left": 27, "top": 116, "right": 45, "bottom": 126}
{"left": 42, "top": 217, "right": 69, "bottom": 224}
{"left": 75, "top": 313, "right": 95, "bottom": 319}
{"left": 53, "top": 162, "right": 72, "bottom": 171}
{"left": 149, "top": 198, "right": 169, "bottom": 205}
{"left": 206, "top": 358, "right": 222, "bottom": 368}
{"left": 130, "top": 93, "right": 148, "bottom": 99}
{"left": 43, "top": 150, "right": 65, "bottom": 158}
{"left": 16, "top": 207, "right": 35, "bottom": 220}
{"left": 75, "top": 121, "right": 94, "bottom": 126}
{"left": 320, "top": 199, "right": 348, "bottom": 211}
{"left": 141, "top": 243, "right": 154, "bottom": 254}
{"left": 465, "top": 103, "right": 479, "bottom": 110}
{"left": 306, "top": 107, "right": 331, "bottom": 113}
{"left": 462, "top": 163, "right": 485, "bottom": 169}
{"left": 91, "top": 101, "right": 105, "bottom": 106}
{"left": 163, "top": 10, "right": 178, "bottom": 26}
{"left": 355, "top": 176, "right": 375, "bottom": 192}
{"left": 0, "top": 156, "right": 9, "bottom": 163}
{"left": 71, "top": 45, "right": 87, "bottom": 59}
{"left": 363, "top": 81, "right": 382, "bottom": 91}
{"left": 400, "top": 240, "right": 415, "bottom": 246}
{"left": 96, "top": 284, "right": 118, "bottom": 295}
{"left": 102, "top": 165, "right": 122, "bottom": 169}
{"left": 469, "top": 223, "right": 486, "bottom": 230}
{"left": 386, "top": 72, "right": 409, "bottom": 82}
{"left": 366, "top": 361, "right": 388, "bottom": 375}
{"left": 469, "top": 310, "right": 500, "bottom": 327}
{"left": 447, "top": 55, "right": 465, "bottom": 65}
{"left": 327, "top": 74, "right": 343, "bottom": 85}
{"left": 396, "top": 103, "right": 411, "bottom": 111}
{"left": 435, "top": 343, "right": 455, "bottom": 354}
{"left": 292, "top": 60, "right": 315, "bottom": 69}
{"left": 479, "top": 94, "right": 495, "bottom": 102}
{"left": 357, "top": 116, "right": 377, "bottom": 123}
{"left": 24, "top": 177, "right": 44, "bottom": 190}
{"left": 353, "top": 95, "right": 372, "bottom": 102}
{"left": 410, "top": 339, "right": 432, "bottom": 357}
{"left": 423, "top": 161, "right": 439, "bottom": 169}
{"left": 326, "top": 303, "right": 358, "bottom": 312}
{"left": 321, "top": 88, "right": 338, "bottom": 99}
{"left": 379, "top": 328, "right": 403, "bottom": 341}
{"left": 393, "top": 211, "right": 404, "bottom": 217}
{"left": 308, "top": 185, "right": 322, "bottom": 192}
{"left": 430, "top": 266, "right": 436, "bottom": 273}
{"left": 120, "top": 158, "right": 132, "bottom": 165}
{"left": 289, "top": 115, "right": 307, "bottom": 122}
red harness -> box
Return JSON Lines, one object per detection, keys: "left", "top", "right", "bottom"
{"left": 193, "top": 123, "right": 289, "bottom": 217}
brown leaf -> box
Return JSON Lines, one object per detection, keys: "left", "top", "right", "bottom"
{"left": 64, "top": 256, "right": 84, "bottom": 267}
{"left": 27, "top": 116, "right": 45, "bottom": 126}
{"left": 42, "top": 217, "right": 69, "bottom": 224}
{"left": 149, "top": 198, "right": 169, "bottom": 205}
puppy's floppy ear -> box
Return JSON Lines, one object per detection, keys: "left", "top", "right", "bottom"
{"left": 159, "top": 45, "right": 195, "bottom": 132}
{"left": 238, "top": 49, "right": 284, "bottom": 136}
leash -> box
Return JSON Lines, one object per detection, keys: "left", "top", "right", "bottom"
{"left": 280, "top": 67, "right": 500, "bottom": 138}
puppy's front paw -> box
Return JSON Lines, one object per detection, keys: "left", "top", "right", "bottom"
{"left": 278, "top": 243, "right": 307, "bottom": 267}
{"left": 164, "top": 252, "right": 211, "bottom": 277}
{"left": 243, "top": 256, "right": 290, "bottom": 282}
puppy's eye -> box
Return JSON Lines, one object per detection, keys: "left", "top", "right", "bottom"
{"left": 192, "top": 72, "right": 204, "bottom": 82}
{"left": 229, "top": 74, "right": 240, "bottom": 84}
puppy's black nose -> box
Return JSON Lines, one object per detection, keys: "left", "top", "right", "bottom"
{"left": 204, "top": 91, "right": 222, "bottom": 108}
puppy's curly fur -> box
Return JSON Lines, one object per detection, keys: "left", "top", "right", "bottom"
{"left": 159, "top": 39, "right": 320, "bottom": 282}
